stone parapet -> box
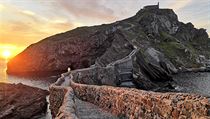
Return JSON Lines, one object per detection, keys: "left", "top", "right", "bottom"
{"left": 50, "top": 71, "right": 210, "bottom": 119}
{"left": 49, "top": 71, "right": 77, "bottom": 118}
{"left": 55, "top": 87, "right": 78, "bottom": 119}
{"left": 71, "top": 66, "right": 118, "bottom": 86}
{"left": 70, "top": 79, "right": 210, "bottom": 119}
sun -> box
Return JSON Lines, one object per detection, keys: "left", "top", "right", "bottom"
{"left": 2, "top": 50, "right": 11, "bottom": 59}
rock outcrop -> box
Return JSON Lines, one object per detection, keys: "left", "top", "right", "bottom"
{"left": 0, "top": 83, "right": 49, "bottom": 119}
{"left": 7, "top": 5, "right": 210, "bottom": 78}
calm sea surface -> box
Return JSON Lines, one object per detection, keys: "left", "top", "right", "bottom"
{"left": 173, "top": 72, "right": 210, "bottom": 97}
{"left": 0, "top": 60, "right": 58, "bottom": 90}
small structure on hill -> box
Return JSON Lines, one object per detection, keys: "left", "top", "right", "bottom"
{"left": 143, "top": 2, "right": 159, "bottom": 10}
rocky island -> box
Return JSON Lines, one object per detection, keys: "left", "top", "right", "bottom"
{"left": 7, "top": 4, "right": 210, "bottom": 76}
{"left": 6, "top": 4, "right": 210, "bottom": 119}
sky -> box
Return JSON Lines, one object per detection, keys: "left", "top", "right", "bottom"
{"left": 0, "top": 0, "right": 210, "bottom": 58}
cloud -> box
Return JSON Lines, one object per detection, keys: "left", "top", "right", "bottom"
{"left": 55, "top": 0, "right": 117, "bottom": 22}
{"left": 0, "top": 3, "right": 78, "bottom": 47}
{"left": 0, "top": 19, "right": 76, "bottom": 46}
{"left": 0, "top": 0, "right": 209, "bottom": 54}
{"left": 169, "top": 0, "right": 192, "bottom": 11}
{"left": 22, "top": 10, "right": 35, "bottom": 16}
{"left": 0, "top": 4, "right": 4, "bottom": 11}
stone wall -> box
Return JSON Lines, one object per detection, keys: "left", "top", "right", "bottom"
{"left": 71, "top": 66, "right": 118, "bottom": 86}
{"left": 49, "top": 86, "right": 67, "bottom": 117}
{"left": 49, "top": 71, "right": 75, "bottom": 118}
{"left": 55, "top": 87, "right": 78, "bottom": 119}
{"left": 71, "top": 49, "right": 138, "bottom": 86}
{"left": 49, "top": 53, "right": 136, "bottom": 118}
{"left": 50, "top": 71, "right": 210, "bottom": 119}
{"left": 49, "top": 51, "right": 136, "bottom": 118}
{"left": 70, "top": 79, "right": 210, "bottom": 119}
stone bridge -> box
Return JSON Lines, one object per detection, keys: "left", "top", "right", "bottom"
{"left": 49, "top": 49, "right": 210, "bottom": 119}
{"left": 49, "top": 71, "right": 210, "bottom": 119}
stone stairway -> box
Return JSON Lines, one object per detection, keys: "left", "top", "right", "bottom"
{"left": 75, "top": 97, "right": 119, "bottom": 119}
{"left": 120, "top": 81, "right": 136, "bottom": 88}
{"left": 117, "top": 68, "right": 136, "bottom": 88}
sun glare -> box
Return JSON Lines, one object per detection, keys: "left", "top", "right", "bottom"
{"left": 0, "top": 44, "right": 25, "bottom": 60}
{"left": 2, "top": 50, "right": 11, "bottom": 59}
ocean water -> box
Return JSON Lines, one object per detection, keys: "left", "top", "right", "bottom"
{"left": 0, "top": 59, "right": 58, "bottom": 119}
{"left": 173, "top": 72, "right": 210, "bottom": 97}
{"left": 0, "top": 60, "right": 58, "bottom": 90}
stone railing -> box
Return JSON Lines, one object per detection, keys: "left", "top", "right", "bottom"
{"left": 55, "top": 87, "right": 78, "bottom": 119}
{"left": 71, "top": 66, "right": 118, "bottom": 86}
{"left": 49, "top": 50, "right": 136, "bottom": 118}
{"left": 49, "top": 71, "right": 76, "bottom": 118}
{"left": 50, "top": 69, "right": 210, "bottom": 119}
{"left": 70, "top": 49, "right": 139, "bottom": 86}
{"left": 49, "top": 63, "right": 122, "bottom": 118}
{"left": 107, "top": 48, "right": 138, "bottom": 66}
{"left": 70, "top": 79, "right": 210, "bottom": 119}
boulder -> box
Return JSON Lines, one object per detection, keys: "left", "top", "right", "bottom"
{"left": 0, "top": 83, "right": 49, "bottom": 119}
{"left": 135, "top": 51, "right": 172, "bottom": 82}
{"left": 144, "top": 47, "right": 178, "bottom": 74}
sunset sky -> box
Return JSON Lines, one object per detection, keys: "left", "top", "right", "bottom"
{"left": 0, "top": 0, "right": 210, "bottom": 58}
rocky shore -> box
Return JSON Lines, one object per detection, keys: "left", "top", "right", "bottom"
{"left": 0, "top": 83, "right": 49, "bottom": 119}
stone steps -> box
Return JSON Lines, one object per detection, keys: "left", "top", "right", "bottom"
{"left": 75, "top": 98, "right": 119, "bottom": 119}
{"left": 119, "top": 72, "right": 133, "bottom": 75}
{"left": 119, "top": 81, "right": 136, "bottom": 88}
{"left": 119, "top": 78, "right": 133, "bottom": 82}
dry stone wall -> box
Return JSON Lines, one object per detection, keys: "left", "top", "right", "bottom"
{"left": 49, "top": 86, "right": 67, "bottom": 117}
{"left": 50, "top": 70, "right": 210, "bottom": 119}
{"left": 71, "top": 66, "right": 118, "bottom": 86}
{"left": 55, "top": 87, "right": 78, "bottom": 119}
{"left": 49, "top": 72, "right": 77, "bottom": 119}
{"left": 70, "top": 49, "right": 138, "bottom": 86}
{"left": 70, "top": 80, "right": 210, "bottom": 119}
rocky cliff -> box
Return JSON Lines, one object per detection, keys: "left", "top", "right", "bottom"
{"left": 7, "top": 6, "right": 210, "bottom": 79}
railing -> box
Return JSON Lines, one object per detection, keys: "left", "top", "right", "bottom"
{"left": 107, "top": 49, "right": 139, "bottom": 66}
{"left": 49, "top": 65, "right": 210, "bottom": 119}
{"left": 49, "top": 71, "right": 78, "bottom": 118}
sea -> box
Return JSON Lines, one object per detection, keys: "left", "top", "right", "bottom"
{"left": 0, "top": 59, "right": 210, "bottom": 118}
{"left": 173, "top": 72, "right": 210, "bottom": 97}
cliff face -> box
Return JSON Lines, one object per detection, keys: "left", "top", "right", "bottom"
{"left": 7, "top": 26, "right": 133, "bottom": 75}
{"left": 7, "top": 6, "right": 210, "bottom": 76}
